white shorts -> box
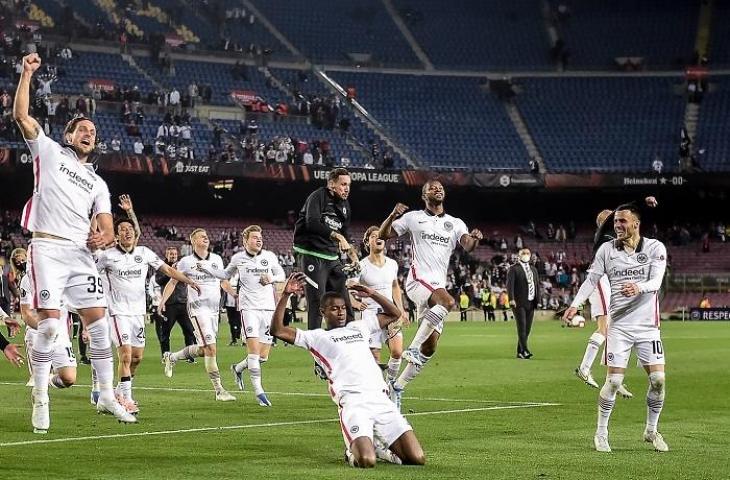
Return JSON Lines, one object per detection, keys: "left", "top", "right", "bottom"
{"left": 27, "top": 238, "right": 106, "bottom": 310}
{"left": 24, "top": 323, "right": 77, "bottom": 370}
{"left": 337, "top": 392, "right": 412, "bottom": 448}
{"left": 588, "top": 275, "right": 611, "bottom": 319}
{"left": 604, "top": 327, "right": 665, "bottom": 369}
{"left": 241, "top": 309, "right": 273, "bottom": 345}
{"left": 110, "top": 315, "right": 146, "bottom": 348}
{"left": 189, "top": 307, "right": 219, "bottom": 346}
{"left": 404, "top": 276, "right": 444, "bottom": 335}
{"left": 363, "top": 310, "right": 403, "bottom": 349}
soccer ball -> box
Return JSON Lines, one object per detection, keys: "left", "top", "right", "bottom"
{"left": 571, "top": 315, "right": 586, "bottom": 328}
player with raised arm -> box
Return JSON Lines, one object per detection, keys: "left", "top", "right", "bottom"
{"left": 161, "top": 228, "right": 237, "bottom": 401}
{"left": 350, "top": 226, "right": 407, "bottom": 384}
{"left": 378, "top": 180, "right": 482, "bottom": 408}
{"left": 564, "top": 204, "right": 669, "bottom": 453}
{"left": 200, "top": 225, "right": 285, "bottom": 407}
{"left": 574, "top": 197, "right": 656, "bottom": 393}
{"left": 14, "top": 53, "right": 135, "bottom": 431}
{"left": 271, "top": 273, "right": 426, "bottom": 468}
{"left": 96, "top": 214, "right": 200, "bottom": 413}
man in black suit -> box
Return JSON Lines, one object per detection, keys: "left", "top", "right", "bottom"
{"left": 507, "top": 248, "right": 539, "bottom": 359}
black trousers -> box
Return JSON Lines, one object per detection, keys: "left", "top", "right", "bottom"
{"left": 155, "top": 303, "right": 196, "bottom": 355}
{"left": 460, "top": 308, "right": 468, "bottom": 322}
{"left": 483, "top": 305, "right": 495, "bottom": 321}
{"left": 513, "top": 306, "right": 535, "bottom": 354}
{"left": 298, "top": 253, "right": 353, "bottom": 330}
{"left": 226, "top": 306, "right": 241, "bottom": 343}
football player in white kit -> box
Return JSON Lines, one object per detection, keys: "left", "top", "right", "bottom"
{"left": 202, "top": 225, "right": 284, "bottom": 407}
{"left": 564, "top": 205, "right": 669, "bottom": 453}
{"left": 350, "top": 226, "right": 407, "bottom": 385}
{"left": 20, "top": 273, "right": 77, "bottom": 390}
{"left": 14, "top": 53, "right": 136, "bottom": 431}
{"left": 271, "top": 273, "right": 426, "bottom": 468}
{"left": 161, "top": 228, "right": 237, "bottom": 401}
{"left": 378, "top": 181, "right": 482, "bottom": 407}
{"left": 96, "top": 217, "right": 200, "bottom": 413}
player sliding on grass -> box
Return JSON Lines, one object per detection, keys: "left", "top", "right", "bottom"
{"left": 271, "top": 273, "right": 426, "bottom": 468}
{"left": 564, "top": 204, "right": 669, "bottom": 453}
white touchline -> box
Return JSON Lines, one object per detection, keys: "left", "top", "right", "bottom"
{"left": 0, "top": 403, "right": 560, "bottom": 447}
{"left": 0, "top": 382, "right": 557, "bottom": 405}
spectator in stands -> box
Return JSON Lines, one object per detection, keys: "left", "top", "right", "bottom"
{"left": 133, "top": 137, "right": 144, "bottom": 155}
{"left": 60, "top": 45, "right": 72, "bottom": 60}
{"left": 180, "top": 122, "right": 192, "bottom": 145}
{"left": 555, "top": 225, "right": 567, "bottom": 243}
{"left": 702, "top": 233, "right": 710, "bottom": 253}
{"left": 110, "top": 135, "right": 121, "bottom": 153}
{"left": 546, "top": 223, "right": 555, "bottom": 240}
{"left": 514, "top": 235, "right": 524, "bottom": 250}
{"left": 498, "top": 289, "right": 510, "bottom": 321}
{"left": 169, "top": 88, "right": 181, "bottom": 113}
{"left": 652, "top": 156, "right": 664, "bottom": 174}
{"left": 699, "top": 295, "right": 711, "bottom": 308}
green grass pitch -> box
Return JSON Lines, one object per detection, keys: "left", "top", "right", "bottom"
{"left": 1, "top": 318, "right": 728, "bottom": 480}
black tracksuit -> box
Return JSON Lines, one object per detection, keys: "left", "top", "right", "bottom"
{"left": 293, "top": 187, "right": 354, "bottom": 329}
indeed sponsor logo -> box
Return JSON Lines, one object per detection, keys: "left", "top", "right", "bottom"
{"left": 612, "top": 267, "right": 645, "bottom": 277}
{"left": 119, "top": 268, "right": 142, "bottom": 277}
{"left": 324, "top": 216, "right": 343, "bottom": 230}
{"left": 331, "top": 332, "right": 364, "bottom": 343}
{"left": 246, "top": 267, "right": 268, "bottom": 274}
{"left": 421, "top": 232, "right": 449, "bottom": 244}
{"left": 59, "top": 163, "right": 94, "bottom": 191}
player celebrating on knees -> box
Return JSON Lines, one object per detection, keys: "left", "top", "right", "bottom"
{"left": 200, "top": 225, "right": 285, "bottom": 407}
{"left": 14, "top": 52, "right": 136, "bottom": 432}
{"left": 271, "top": 273, "right": 426, "bottom": 468}
{"left": 161, "top": 229, "right": 237, "bottom": 401}
{"left": 564, "top": 204, "right": 669, "bottom": 453}
{"left": 95, "top": 215, "right": 200, "bottom": 413}
{"left": 378, "top": 180, "right": 482, "bottom": 407}
{"left": 351, "top": 226, "right": 407, "bottom": 384}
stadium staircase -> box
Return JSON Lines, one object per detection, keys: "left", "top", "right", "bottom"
{"left": 122, "top": 55, "right": 164, "bottom": 92}
{"left": 504, "top": 101, "right": 545, "bottom": 173}
{"left": 315, "top": 69, "right": 421, "bottom": 169}
{"left": 380, "top": 0, "right": 434, "bottom": 70}
{"left": 242, "top": 0, "right": 305, "bottom": 60}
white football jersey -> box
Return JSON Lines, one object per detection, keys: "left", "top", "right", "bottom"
{"left": 19, "top": 274, "right": 72, "bottom": 344}
{"left": 177, "top": 252, "right": 224, "bottom": 312}
{"left": 355, "top": 256, "right": 398, "bottom": 311}
{"left": 294, "top": 316, "right": 386, "bottom": 403}
{"left": 223, "top": 249, "right": 284, "bottom": 311}
{"left": 392, "top": 209, "right": 468, "bottom": 288}
{"left": 21, "top": 129, "right": 111, "bottom": 245}
{"left": 96, "top": 246, "right": 164, "bottom": 316}
{"left": 588, "top": 238, "right": 667, "bottom": 330}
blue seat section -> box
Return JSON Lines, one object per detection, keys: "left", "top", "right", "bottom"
{"left": 392, "top": 0, "right": 551, "bottom": 70}
{"left": 518, "top": 77, "right": 685, "bottom": 173}
{"left": 695, "top": 78, "right": 730, "bottom": 172}
{"left": 709, "top": 2, "right": 730, "bottom": 66}
{"left": 557, "top": 0, "right": 699, "bottom": 68}
{"left": 134, "top": 56, "right": 282, "bottom": 106}
{"left": 53, "top": 52, "right": 157, "bottom": 95}
{"left": 253, "top": 0, "right": 419, "bottom": 66}
{"left": 331, "top": 71, "right": 528, "bottom": 171}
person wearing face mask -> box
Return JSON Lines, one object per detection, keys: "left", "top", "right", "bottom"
{"left": 507, "top": 248, "right": 540, "bottom": 359}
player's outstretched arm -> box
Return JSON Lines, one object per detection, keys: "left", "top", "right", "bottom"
{"left": 159, "top": 264, "right": 201, "bottom": 294}
{"left": 378, "top": 203, "right": 408, "bottom": 240}
{"left": 20, "top": 302, "right": 39, "bottom": 330}
{"left": 159, "top": 278, "right": 179, "bottom": 312}
{"left": 13, "top": 53, "right": 42, "bottom": 140}
{"left": 271, "top": 273, "right": 305, "bottom": 344}
{"left": 563, "top": 272, "right": 603, "bottom": 324}
{"left": 349, "top": 284, "right": 400, "bottom": 329}
{"left": 459, "top": 229, "right": 483, "bottom": 253}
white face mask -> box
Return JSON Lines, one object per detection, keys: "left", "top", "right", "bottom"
{"left": 519, "top": 254, "right": 531, "bottom": 263}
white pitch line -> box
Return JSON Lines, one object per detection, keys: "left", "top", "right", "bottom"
{"left": 0, "top": 382, "right": 556, "bottom": 405}
{"left": 0, "top": 403, "right": 560, "bottom": 447}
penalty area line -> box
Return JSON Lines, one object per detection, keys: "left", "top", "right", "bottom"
{"left": 0, "top": 403, "right": 560, "bottom": 447}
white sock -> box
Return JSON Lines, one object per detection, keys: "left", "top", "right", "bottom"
{"left": 395, "top": 353, "right": 431, "bottom": 389}
{"left": 386, "top": 357, "right": 401, "bottom": 383}
{"left": 50, "top": 374, "right": 68, "bottom": 388}
{"left": 31, "top": 317, "right": 59, "bottom": 399}
{"left": 597, "top": 373, "right": 623, "bottom": 436}
{"left": 91, "top": 366, "right": 99, "bottom": 392}
{"left": 87, "top": 318, "right": 115, "bottom": 404}
{"left": 234, "top": 358, "right": 248, "bottom": 373}
{"left": 579, "top": 332, "right": 605, "bottom": 373}
{"left": 409, "top": 304, "right": 447, "bottom": 349}
{"left": 247, "top": 354, "right": 264, "bottom": 395}
{"left": 118, "top": 377, "right": 132, "bottom": 400}
{"left": 204, "top": 355, "right": 223, "bottom": 393}
{"left": 646, "top": 372, "right": 665, "bottom": 433}
{"left": 171, "top": 345, "right": 200, "bottom": 362}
